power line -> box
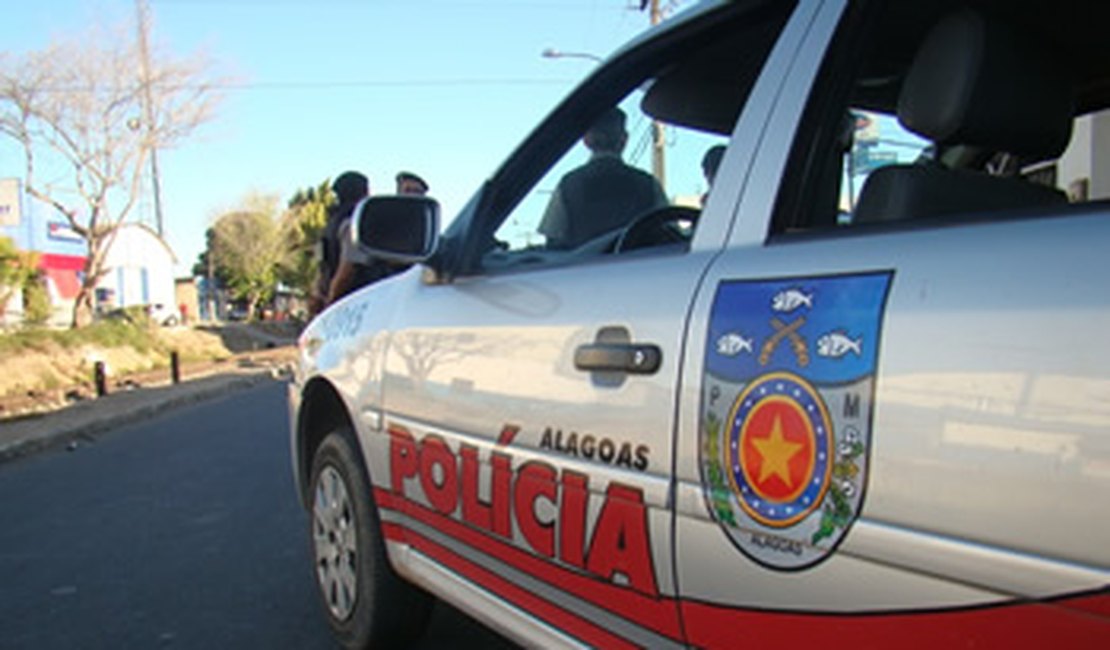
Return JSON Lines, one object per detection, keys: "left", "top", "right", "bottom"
{"left": 153, "top": 0, "right": 606, "bottom": 6}
{"left": 36, "top": 78, "right": 578, "bottom": 93}
{"left": 218, "top": 78, "right": 576, "bottom": 90}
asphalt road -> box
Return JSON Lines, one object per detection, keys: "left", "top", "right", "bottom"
{"left": 0, "top": 380, "right": 515, "bottom": 649}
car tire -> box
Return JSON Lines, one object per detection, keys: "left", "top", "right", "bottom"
{"left": 309, "top": 429, "right": 432, "bottom": 649}
{"left": 163, "top": 315, "right": 179, "bottom": 327}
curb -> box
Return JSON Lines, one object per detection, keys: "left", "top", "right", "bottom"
{"left": 0, "top": 368, "right": 287, "bottom": 464}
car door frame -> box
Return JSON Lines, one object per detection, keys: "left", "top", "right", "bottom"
{"left": 366, "top": 2, "right": 830, "bottom": 647}
{"left": 671, "top": 1, "right": 1110, "bottom": 647}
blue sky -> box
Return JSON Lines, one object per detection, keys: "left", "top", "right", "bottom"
{"left": 2, "top": 0, "right": 672, "bottom": 273}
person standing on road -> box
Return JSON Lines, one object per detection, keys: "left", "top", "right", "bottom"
{"left": 538, "top": 107, "right": 668, "bottom": 250}
{"left": 310, "top": 171, "right": 368, "bottom": 317}
{"left": 325, "top": 170, "right": 432, "bottom": 305}
{"left": 701, "top": 144, "right": 726, "bottom": 205}
{"left": 395, "top": 171, "right": 429, "bottom": 196}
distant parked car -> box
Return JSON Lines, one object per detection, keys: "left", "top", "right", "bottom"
{"left": 99, "top": 304, "right": 175, "bottom": 327}
{"left": 146, "top": 303, "right": 180, "bottom": 327}
{"left": 226, "top": 305, "right": 249, "bottom": 322}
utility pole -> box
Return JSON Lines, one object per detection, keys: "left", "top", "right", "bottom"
{"left": 206, "top": 246, "right": 215, "bottom": 321}
{"left": 135, "top": 0, "right": 165, "bottom": 238}
{"left": 648, "top": 0, "right": 666, "bottom": 188}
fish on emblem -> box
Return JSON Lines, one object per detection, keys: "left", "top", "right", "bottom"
{"left": 716, "top": 332, "right": 754, "bottom": 357}
{"left": 816, "top": 330, "right": 863, "bottom": 358}
{"left": 771, "top": 288, "right": 813, "bottom": 313}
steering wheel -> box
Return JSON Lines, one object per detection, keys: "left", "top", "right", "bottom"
{"left": 614, "top": 206, "right": 700, "bottom": 254}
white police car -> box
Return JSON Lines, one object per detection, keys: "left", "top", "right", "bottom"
{"left": 289, "top": 1, "right": 1110, "bottom": 647}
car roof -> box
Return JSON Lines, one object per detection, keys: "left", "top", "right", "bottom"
{"left": 852, "top": 0, "right": 1110, "bottom": 116}
{"left": 642, "top": 0, "right": 1110, "bottom": 135}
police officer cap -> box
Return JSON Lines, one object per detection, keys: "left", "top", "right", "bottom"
{"left": 396, "top": 171, "right": 429, "bottom": 192}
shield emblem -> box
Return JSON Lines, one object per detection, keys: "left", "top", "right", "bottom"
{"left": 701, "top": 272, "right": 892, "bottom": 570}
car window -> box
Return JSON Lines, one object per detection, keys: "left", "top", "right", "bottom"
{"left": 774, "top": 1, "right": 1110, "bottom": 234}
{"left": 457, "top": 1, "right": 796, "bottom": 275}
{"left": 485, "top": 94, "right": 725, "bottom": 270}
{"left": 838, "top": 110, "right": 931, "bottom": 218}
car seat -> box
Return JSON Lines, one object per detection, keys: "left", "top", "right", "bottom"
{"left": 854, "top": 7, "right": 1074, "bottom": 224}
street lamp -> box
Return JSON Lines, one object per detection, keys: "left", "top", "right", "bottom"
{"left": 541, "top": 48, "right": 603, "bottom": 64}
{"left": 540, "top": 47, "right": 666, "bottom": 187}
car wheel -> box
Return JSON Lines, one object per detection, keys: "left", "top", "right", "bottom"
{"left": 309, "top": 429, "right": 432, "bottom": 649}
{"left": 163, "top": 315, "right": 179, "bottom": 327}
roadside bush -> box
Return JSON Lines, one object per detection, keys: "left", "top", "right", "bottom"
{"left": 23, "top": 278, "right": 51, "bottom": 326}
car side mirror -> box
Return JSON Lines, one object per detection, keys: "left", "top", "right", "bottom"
{"left": 352, "top": 195, "right": 440, "bottom": 263}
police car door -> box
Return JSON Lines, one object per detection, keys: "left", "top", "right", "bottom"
{"left": 674, "top": 0, "right": 1110, "bottom": 646}
{"left": 376, "top": 3, "right": 804, "bottom": 646}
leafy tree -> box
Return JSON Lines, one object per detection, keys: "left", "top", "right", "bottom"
{"left": 0, "top": 14, "right": 222, "bottom": 327}
{"left": 208, "top": 193, "right": 293, "bottom": 320}
{"left": 0, "top": 236, "right": 39, "bottom": 325}
{"left": 279, "top": 180, "right": 333, "bottom": 298}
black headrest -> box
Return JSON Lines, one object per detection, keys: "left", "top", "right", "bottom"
{"left": 898, "top": 8, "right": 1074, "bottom": 161}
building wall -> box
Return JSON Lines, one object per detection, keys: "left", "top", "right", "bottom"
{"left": 0, "top": 178, "right": 87, "bottom": 325}
{"left": 97, "top": 224, "right": 177, "bottom": 312}
{"left": 0, "top": 179, "right": 87, "bottom": 261}
{"left": 1056, "top": 108, "right": 1110, "bottom": 201}
{"left": 0, "top": 179, "right": 21, "bottom": 230}
{"left": 1091, "top": 110, "right": 1110, "bottom": 200}
{"left": 175, "top": 278, "right": 200, "bottom": 325}
{"left": 1, "top": 179, "right": 26, "bottom": 326}
{"left": 0, "top": 179, "right": 182, "bottom": 325}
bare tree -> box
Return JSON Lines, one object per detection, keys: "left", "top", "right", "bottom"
{"left": 0, "top": 16, "right": 221, "bottom": 327}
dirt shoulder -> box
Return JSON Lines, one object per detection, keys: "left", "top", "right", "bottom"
{"left": 0, "top": 321, "right": 301, "bottom": 423}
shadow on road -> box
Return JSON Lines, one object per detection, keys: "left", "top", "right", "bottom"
{"left": 197, "top": 320, "right": 302, "bottom": 353}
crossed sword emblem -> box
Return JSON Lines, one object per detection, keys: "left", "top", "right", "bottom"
{"left": 759, "top": 317, "right": 810, "bottom": 367}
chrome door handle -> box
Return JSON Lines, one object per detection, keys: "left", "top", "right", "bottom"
{"left": 574, "top": 343, "right": 661, "bottom": 374}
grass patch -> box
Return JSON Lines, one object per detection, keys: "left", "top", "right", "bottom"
{"left": 81, "top": 319, "right": 161, "bottom": 353}
{"left": 36, "top": 372, "right": 65, "bottom": 391}
{"left": 0, "top": 318, "right": 161, "bottom": 356}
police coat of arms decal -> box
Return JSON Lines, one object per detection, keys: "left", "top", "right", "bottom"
{"left": 701, "top": 272, "right": 893, "bottom": 570}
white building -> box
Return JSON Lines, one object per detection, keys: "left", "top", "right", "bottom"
{"left": 1057, "top": 109, "right": 1110, "bottom": 201}
{"left": 96, "top": 223, "right": 178, "bottom": 315}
